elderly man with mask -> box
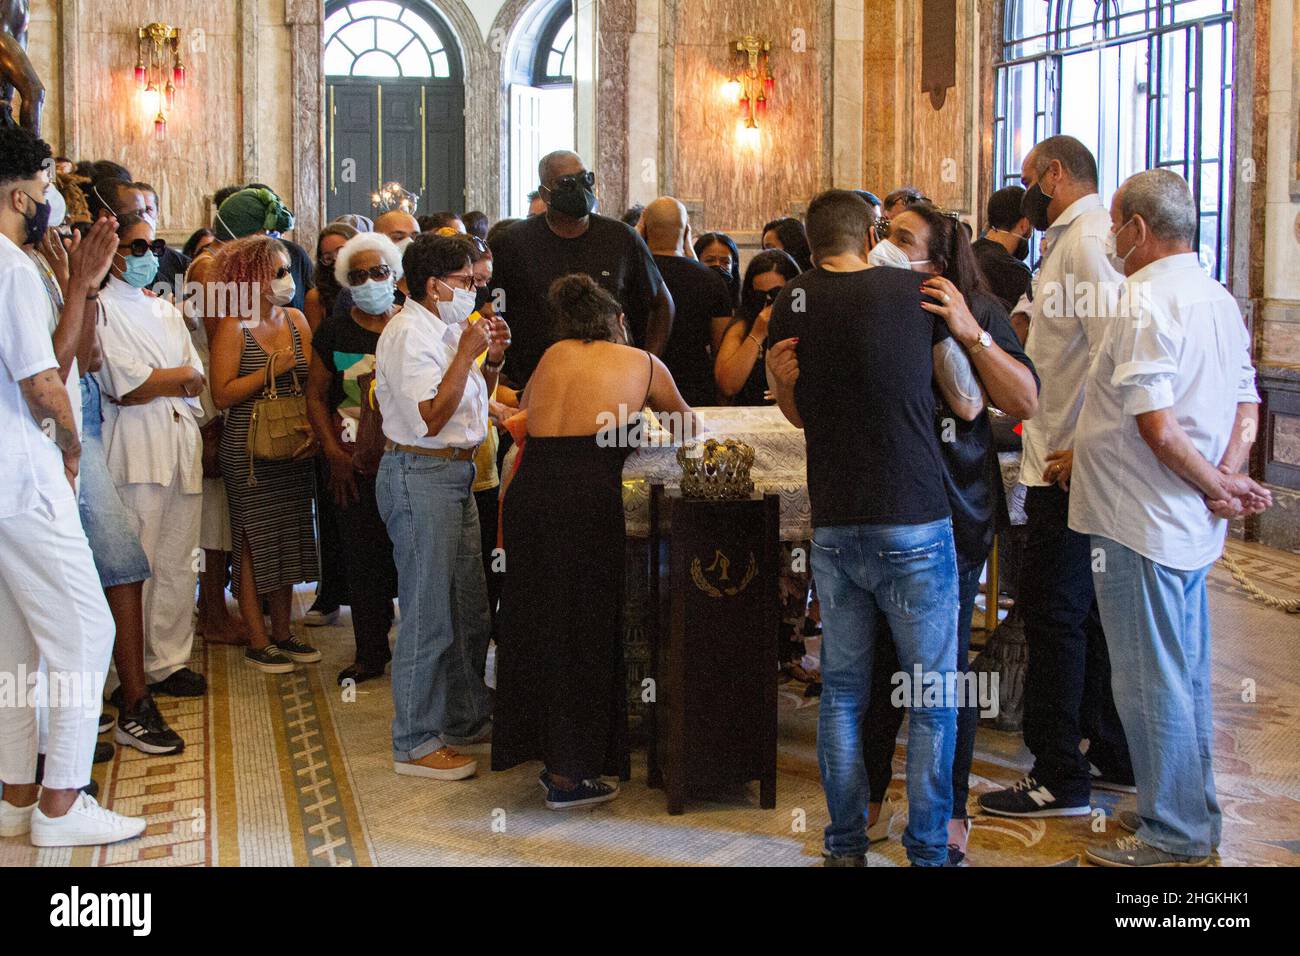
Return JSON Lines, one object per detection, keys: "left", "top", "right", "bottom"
{"left": 1067, "top": 169, "right": 1269, "bottom": 867}
{"left": 489, "top": 150, "right": 673, "bottom": 385}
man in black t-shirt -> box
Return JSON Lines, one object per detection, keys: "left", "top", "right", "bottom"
{"left": 640, "top": 197, "right": 732, "bottom": 407}
{"left": 488, "top": 150, "right": 673, "bottom": 384}
{"left": 971, "top": 185, "right": 1032, "bottom": 313}
{"left": 766, "top": 189, "right": 984, "bottom": 868}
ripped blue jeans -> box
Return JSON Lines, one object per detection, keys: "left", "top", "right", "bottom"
{"left": 811, "top": 517, "right": 959, "bottom": 866}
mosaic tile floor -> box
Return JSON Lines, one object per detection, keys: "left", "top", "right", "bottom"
{"left": 1, "top": 539, "right": 1295, "bottom": 867}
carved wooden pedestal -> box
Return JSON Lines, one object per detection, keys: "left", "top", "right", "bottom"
{"left": 646, "top": 485, "right": 780, "bottom": 815}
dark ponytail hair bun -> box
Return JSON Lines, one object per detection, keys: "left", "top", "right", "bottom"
{"left": 548, "top": 273, "right": 622, "bottom": 343}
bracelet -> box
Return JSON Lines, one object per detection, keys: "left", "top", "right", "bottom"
{"left": 483, "top": 357, "right": 505, "bottom": 373}
{"left": 746, "top": 334, "right": 763, "bottom": 349}
{"left": 85, "top": 293, "right": 99, "bottom": 301}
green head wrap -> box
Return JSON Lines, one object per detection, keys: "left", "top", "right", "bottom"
{"left": 214, "top": 187, "right": 295, "bottom": 241}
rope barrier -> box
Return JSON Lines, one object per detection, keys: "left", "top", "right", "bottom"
{"left": 1219, "top": 551, "right": 1300, "bottom": 614}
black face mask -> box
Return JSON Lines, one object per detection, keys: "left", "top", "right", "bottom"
{"left": 1020, "top": 181, "right": 1053, "bottom": 232}
{"left": 710, "top": 265, "right": 733, "bottom": 284}
{"left": 1012, "top": 233, "right": 1030, "bottom": 261}
{"left": 20, "top": 191, "right": 51, "bottom": 247}
{"left": 548, "top": 182, "right": 597, "bottom": 219}
{"left": 475, "top": 284, "right": 493, "bottom": 311}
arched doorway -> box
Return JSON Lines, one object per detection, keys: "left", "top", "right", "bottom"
{"left": 504, "top": 0, "right": 576, "bottom": 217}
{"left": 324, "top": 0, "right": 467, "bottom": 221}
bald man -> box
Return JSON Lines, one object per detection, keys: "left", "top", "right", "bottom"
{"left": 374, "top": 211, "right": 420, "bottom": 250}
{"left": 640, "top": 197, "right": 732, "bottom": 406}
{"left": 488, "top": 150, "right": 673, "bottom": 383}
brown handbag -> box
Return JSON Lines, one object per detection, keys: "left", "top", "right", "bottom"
{"left": 245, "top": 348, "right": 309, "bottom": 485}
{"left": 351, "top": 370, "right": 386, "bottom": 477}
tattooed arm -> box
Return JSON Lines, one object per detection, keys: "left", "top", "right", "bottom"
{"left": 20, "top": 367, "right": 81, "bottom": 489}
{"left": 932, "top": 338, "right": 985, "bottom": 422}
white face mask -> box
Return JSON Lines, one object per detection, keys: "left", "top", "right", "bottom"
{"left": 268, "top": 272, "right": 296, "bottom": 306}
{"left": 438, "top": 282, "right": 476, "bottom": 326}
{"left": 1103, "top": 218, "right": 1137, "bottom": 275}
{"left": 394, "top": 236, "right": 414, "bottom": 255}
{"left": 868, "top": 238, "right": 929, "bottom": 270}
{"left": 45, "top": 184, "right": 67, "bottom": 229}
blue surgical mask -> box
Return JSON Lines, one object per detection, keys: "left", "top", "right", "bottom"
{"left": 121, "top": 251, "right": 159, "bottom": 289}
{"left": 352, "top": 276, "right": 396, "bottom": 314}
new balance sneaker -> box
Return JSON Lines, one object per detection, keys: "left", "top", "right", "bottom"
{"left": 115, "top": 697, "right": 185, "bottom": 755}
{"left": 274, "top": 635, "right": 322, "bottom": 664}
{"left": 1086, "top": 835, "right": 1209, "bottom": 868}
{"left": 977, "top": 775, "right": 1091, "bottom": 818}
{"left": 244, "top": 645, "right": 296, "bottom": 674}
{"left": 148, "top": 667, "right": 207, "bottom": 697}
{"left": 303, "top": 604, "right": 340, "bottom": 627}
{"left": 394, "top": 747, "right": 477, "bottom": 781}
{"left": 544, "top": 777, "right": 619, "bottom": 810}
{"left": 29, "top": 793, "right": 146, "bottom": 847}
{"left": 0, "top": 799, "right": 35, "bottom": 837}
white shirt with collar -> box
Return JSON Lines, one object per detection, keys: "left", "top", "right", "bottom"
{"left": 1020, "top": 193, "right": 1123, "bottom": 487}
{"left": 1069, "top": 253, "right": 1259, "bottom": 571}
{"left": 375, "top": 295, "right": 487, "bottom": 449}
{"left": 0, "top": 232, "right": 67, "bottom": 517}
{"left": 95, "top": 277, "right": 205, "bottom": 493}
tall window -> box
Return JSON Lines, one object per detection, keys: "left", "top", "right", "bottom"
{"left": 533, "top": 5, "right": 575, "bottom": 85}
{"left": 508, "top": 1, "right": 576, "bottom": 217}
{"left": 324, "top": 1, "right": 455, "bottom": 79}
{"left": 993, "top": 0, "right": 1235, "bottom": 281}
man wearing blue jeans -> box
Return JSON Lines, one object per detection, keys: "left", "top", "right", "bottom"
{"left": 1068, "top": 170, "right": 1270, "bottom": 866}
{"left": 374, "top": 235, "right": 511, "bottom": 781}
{"left": 767, "top": 189, "right": 983, "bottom": 866}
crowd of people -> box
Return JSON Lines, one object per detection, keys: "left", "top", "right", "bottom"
{"left": 0, "top": 125, "right": 1270, "bottom": 868}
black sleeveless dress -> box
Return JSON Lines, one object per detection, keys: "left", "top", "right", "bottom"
{"left": 492, "top": 359, "right": 654, "bottom": 780}
{"left": 218, "top": 321, "right": 320, "bottom": 597}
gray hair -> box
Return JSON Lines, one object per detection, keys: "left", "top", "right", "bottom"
{"left": 1117, "top": 169, "right": 1197, "bottom": 246}
{"left": 335, "top": 232, "right": 404, "bottom": 287}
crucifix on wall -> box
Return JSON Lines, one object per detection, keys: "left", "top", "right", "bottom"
{"left": 921, "top": 0, "right": 956, "bottom": 111}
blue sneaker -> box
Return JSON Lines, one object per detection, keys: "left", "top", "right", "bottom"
{"left": 544, "top": 777, "right": 620, "bottom": 810}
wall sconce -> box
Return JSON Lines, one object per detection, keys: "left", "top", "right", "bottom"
{"left": 723, "top": 35, "right": 775, "bottom": 137}
{"left": 135, "top": 23, "right": 186, "bottom": 141}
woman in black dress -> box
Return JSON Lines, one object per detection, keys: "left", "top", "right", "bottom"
{"left": 713, "top": 249, "right": 800, "bottom": 406}
{"left": 492, "top": 275, "right": 693, "bottom": 810}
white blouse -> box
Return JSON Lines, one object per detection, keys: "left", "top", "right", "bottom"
{"left": 96, "top": 277, "right": 205, "bottom": 493}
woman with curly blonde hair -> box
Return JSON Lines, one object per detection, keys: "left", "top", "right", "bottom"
{"left": 209, "top": 235, "right": 322, "bottom": 672}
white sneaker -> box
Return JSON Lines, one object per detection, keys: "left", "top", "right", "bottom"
{"left": 303, "top": 607, "right": 340, "bottom": 627}
{"left": 0, "top": 798, "right": 35, "bottom": 837}
{"left": 30, "top": 793, "right": 146, "bottom": 847}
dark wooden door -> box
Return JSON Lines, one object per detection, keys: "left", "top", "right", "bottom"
{"left": 327, "top": 79, "right": 465, "bottom": 222}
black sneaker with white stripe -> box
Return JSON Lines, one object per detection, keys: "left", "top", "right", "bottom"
{"left": 544, "top": 777, "right": 620, "bottom": 810}
{"left": 977, "top": 775, "right": 1091, "bottom": 818}
{"left": 115, "top": 697, "right": 185, "bottom": 755}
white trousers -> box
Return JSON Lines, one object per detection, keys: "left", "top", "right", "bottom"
{"left": 119, "top": 477, "right": 203, "bottom": 683}
{"left": 0, "top": 494, "right": 115, "bottom": 790}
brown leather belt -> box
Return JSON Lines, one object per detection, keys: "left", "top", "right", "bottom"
{"left": 385, "top": 441, "right": 477, "bottom": 462}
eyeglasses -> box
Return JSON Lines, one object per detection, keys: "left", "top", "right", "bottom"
{"left": 119, "top": 238, "right": 167, "bottom": 258}
{"left": 439, "top": 272, "right": 475, "bottom": 291}
{"left": 347, "top": 264, "right": 392, "bottom": 286}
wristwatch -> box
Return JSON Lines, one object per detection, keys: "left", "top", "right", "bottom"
{"left": 967, "top": 330, "right": 992, "bottom": 355}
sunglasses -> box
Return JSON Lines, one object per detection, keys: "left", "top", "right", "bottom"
{"left": 119, "top": 238, "right": 167, "bottom": 258}
{"left": 347, "top": 264, "right": 392, "bottom": 286}
{"left": 553, "top": 171, "right": 595, "bottom": 191}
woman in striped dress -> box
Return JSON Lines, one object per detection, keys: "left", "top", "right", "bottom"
{"left": 209, "top": 236, "right": 321, "bottom": 673}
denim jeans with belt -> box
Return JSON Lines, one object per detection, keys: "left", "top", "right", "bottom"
{"left": 376, "top": 452, "right": 493, "bottom": 762}
{"left": 812, "top": 517, "right": 959, "bottom": 866}
{"left": 1090, "top": 535, "right": 1219, "bottom": 857}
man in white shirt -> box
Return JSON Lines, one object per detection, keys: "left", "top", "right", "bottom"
{"left": 979, "top": 135, "right": 1134, "bottom": 819}
{"left": 0, "top": 125, "right": 145, "bottom": 847}
{"left": 1071, "top": 170, "right": 1270, "bottom": 867}
{"left": 96, "top": 212, "right": 207, "bottom": 703}
{"left": 374, "top": 234, "right": 510, "bottom": 782}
